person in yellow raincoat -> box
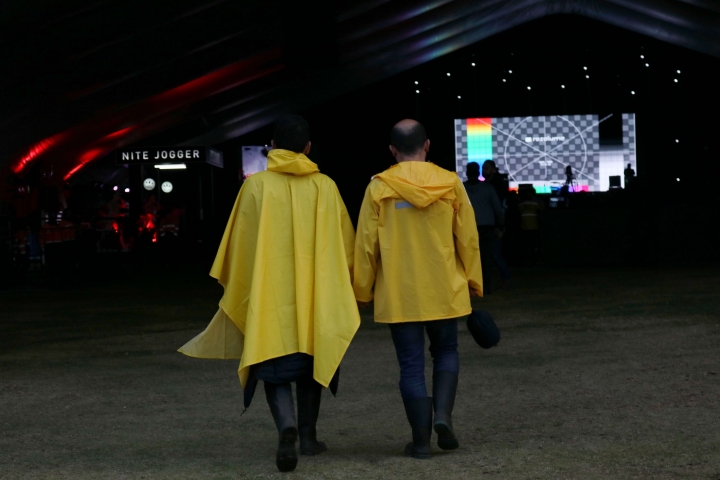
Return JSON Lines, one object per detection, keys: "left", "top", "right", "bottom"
{"left": 353, "top": 119, "right": 483, "bottom": 459}
{"left": 179, "top": 115, "right": 360, "bottom": 472}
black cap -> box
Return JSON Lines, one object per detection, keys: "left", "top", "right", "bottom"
{"left": 467, "top": 309, "right": 500, "bottom": 349}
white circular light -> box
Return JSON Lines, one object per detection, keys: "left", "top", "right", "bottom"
{"left": 143, "top": 178, "right": 156, "bottom": 190}
{"left": 640, "top": 55, "right": 644, "bottom": 59}
{"left": 645, "top": 63, "right": 649, "bottom": 67}
{"left": 561, "top": 85, "right": 565, "bottom": 88}
{"left": 416, "top": 90, "right": 419, "bottom": 93}
{"left": 585, "top": 75, "right": 589, "bottom": 78}
{"left": 457, "top": 95, "right": 461, "bottom": 99}
{"left": 676, "top": 178, "right": 680, "bottom": 182}
{"left": 675, "top": 139, "right": 679, "bottom": 143}
{"left": 631, "top": 91, "right": 635, "bottom": 95}
{"left": 509, "top": 70, "right": 513, "bottom": 73}
{"left": 527, "top": 86, "right": 531, "bottom": 90}
{"left": 124, "top": 188, "right": 130, "bottom": 193}
{"left": 502, "top": 79, "right": 506, "bottom": 82}
{"left": 677, "top": 70, "right": 681, "bottom": 74}
{"left": 471, "top": 63, "right": 476, "bottom": 66}
{"left": 414, "top": 81, "right": 418, "bottom": 84}
{"left": 161, "top": 181, "right": 173, "bottom": 193}
{"left": 674, "top": 79, "right": 678, "bottom": 83}
{"left": 583, "top": 66, "right": 587, "bottom": 70}
{"left": 446, "top": 73, "right": 451, "bottom": 76}
{"left": 113, "top": 186, "right": 118, "bottom": 191}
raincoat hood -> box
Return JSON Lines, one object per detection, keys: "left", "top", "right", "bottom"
{"left": 375, "top": 161, "right": 458, "bottom": 208}
{"left": 267, "top": 149, "right": 319, "bottom": 175}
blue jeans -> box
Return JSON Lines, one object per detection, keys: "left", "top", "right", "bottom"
{"left": 389, "top": 319, "right": 459, "bottom": 400}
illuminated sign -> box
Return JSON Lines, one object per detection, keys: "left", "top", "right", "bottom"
{"left": 116, "top": 147, "right": 206, "bottom": 164}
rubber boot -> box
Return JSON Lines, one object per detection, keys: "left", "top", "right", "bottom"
{"left": 297, "top": 378, "right": 327, "bottom": 456}
{"left": 433, "top": 371, "right": 459, "bottom": 450}
{"left": 402, "top": 397, "right": 433, "bottom": 459}
{"left": 264, "top": 382, "right": 298, "bottom": 472}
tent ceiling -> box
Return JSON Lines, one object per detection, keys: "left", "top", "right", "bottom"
{"left": 2, "top": 0, "right": 719, "bottom": 180}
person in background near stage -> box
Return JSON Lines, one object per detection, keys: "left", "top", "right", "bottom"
{"left": 464, "top": 162, "right": 504, "bottom": 294}
{"left": 178, "top": 115, "right": 360, "bottom": 473}
{"left": 624, "top": 163, "right": 636, "bottom": 187}
{"left": 354, "top": 119, "right": 483, "bottom": 459}
{"left": 518, "top": 187, "right": 545, "bottom": 265}
{"left": 481, "top": 160, "right": 512, "bottom": 289}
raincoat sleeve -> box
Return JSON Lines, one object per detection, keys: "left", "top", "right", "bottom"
{"left": 452, "top": 180, "right": 483, "bottom": 296}
{"left": 353, "top": 182, "right": 380, "bottom": 302}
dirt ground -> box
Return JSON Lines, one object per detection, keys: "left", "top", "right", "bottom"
{"left": 1, "top": 265, "right": 720, "bottom": 479}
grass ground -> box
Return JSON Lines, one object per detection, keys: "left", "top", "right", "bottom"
{"left": 1, "top": 265, "right": 719, "bottom": 479}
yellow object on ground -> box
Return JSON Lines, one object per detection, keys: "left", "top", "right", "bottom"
{"left": 179, "top": 149, "right": 360, "bottom": 388}
{"left": 353, "top": 161, "right": 483, "bottom": 323}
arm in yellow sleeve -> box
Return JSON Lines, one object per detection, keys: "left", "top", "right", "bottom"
{"left": 452, "top": 180, "right": 483, "bottom": 296}
{"left": 353, "top": 182, "right": 380, "bottom": 302}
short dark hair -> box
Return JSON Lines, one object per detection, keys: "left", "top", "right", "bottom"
{"left": 273, "top": 115, "right": 310, "bottom": 153}
{"left": 391, "top": 122, "right": 427, "bottom": 156}
{"left": 467, "top": 162, "right": 480, "bottom": 174}
{"left": 483, "top": 160, "right": 496, "bottom": 169}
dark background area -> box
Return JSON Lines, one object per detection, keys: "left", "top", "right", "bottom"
{"left": 213, "top": 14, "right": 720, "bottom": 228}
{"left": 2, "top": 8, "right": 720, "bottom": 289}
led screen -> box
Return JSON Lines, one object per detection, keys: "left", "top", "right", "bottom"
{"left": 241, "top": 146, "right": 268, "bottom": 179}
{"left": 454, "top": 114, "right": 637, "bottom": 192}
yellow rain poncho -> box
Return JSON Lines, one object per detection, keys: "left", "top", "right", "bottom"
{"left": 353, "top": 161, "right": 483, "bottom": 323}
{"left": 179, "top": 149, "right": 360, "bottom": 389}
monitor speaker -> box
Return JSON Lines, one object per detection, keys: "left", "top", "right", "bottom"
{"left": 609, "top": 176, "right": 621, "bottom": 189}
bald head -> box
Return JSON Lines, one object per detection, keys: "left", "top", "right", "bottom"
{"left": 391, "top": 119, "right": 426, "bottom": 155}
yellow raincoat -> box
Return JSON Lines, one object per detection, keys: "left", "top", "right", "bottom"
{"left": 353, "top": 161, "right": 483, "bottom": 323}
{"left": 179, "top": 149, "right": 360, "bottom": 388}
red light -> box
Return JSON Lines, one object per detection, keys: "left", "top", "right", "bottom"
{"left": 104, "top": 126, "right": 136, "bottom": 140}
{"left": 11, "top": 133, "right": 65, "bottom": 174}
{"left": 63, "top": 148, "right": 106, "bottom": 180}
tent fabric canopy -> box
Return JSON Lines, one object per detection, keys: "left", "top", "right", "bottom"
{"left": 2, "top": 0, "right": 719, "bottom": 179}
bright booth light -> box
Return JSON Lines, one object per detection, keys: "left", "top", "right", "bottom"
{"left": 154, "top": 164, "right": 186, "bottom": 170}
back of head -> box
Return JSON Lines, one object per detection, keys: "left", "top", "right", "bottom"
{"left": 390, "top": 120, "right": 427, "bottom": 156}
{"left": 273, "top": 115, "right": 310, "bottom": 153}
{"left": 466, "top": 162, "right": 480, "bottom": 179}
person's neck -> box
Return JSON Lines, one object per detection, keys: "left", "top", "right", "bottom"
{"left": 395, "top": 152, "right": 426, "bottom": 163}
{"left": 396, "top": 157, "right": 426, "bottom": 163}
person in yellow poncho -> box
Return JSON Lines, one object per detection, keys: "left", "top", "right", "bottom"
{"left": 353, "top": 119, "right": 483, "bottom": 459}
{"left": 178, "top": 115, "right": 360, "bottom": 472}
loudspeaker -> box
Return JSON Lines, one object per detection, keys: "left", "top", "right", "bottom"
{"left": 609, "top": 175, "right": 621, "bottom": 189}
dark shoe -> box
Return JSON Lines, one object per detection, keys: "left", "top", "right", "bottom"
{"left": 297, "top": 379, "right": 327, "bottom": 456}
{"left": 402, "top": 397, "right": 433, "bottom": 459}
{"left": 265, "top": 382, "right": 298, "bottom": 472}
{"left": 433, "top": 371, "right": 459, "bottom": 450}
{"left": 276, "top": 427, "right": 298, "bottom": 472}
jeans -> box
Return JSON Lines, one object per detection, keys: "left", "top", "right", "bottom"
{"left": 252, "top": 352, "right": 314, "bottom": 384}
{"left": 389, "top": 318, "right": 459, "bottom": 400}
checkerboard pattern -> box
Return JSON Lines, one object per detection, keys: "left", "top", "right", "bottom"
{"left": 455, "top": 115, "right": 601, "bottom": 187}
{"left": 622, "top": 113, "right": 637, "bottom": 172}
